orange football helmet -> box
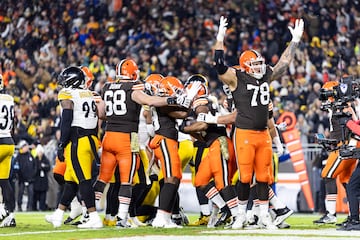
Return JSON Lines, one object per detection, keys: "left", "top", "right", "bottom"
{"left": 158, "top": 76, "right": 184, "bottom": 97}
{"left": 184, "top": 74, "right": 209, "bottom": 97}
{"left": 80, "top": 66, "right": 94, "bottom": 89}
{"left": 144, "top": 73, "right": 164, "bottom": 95}
{"left": 239, "top": 49, "right": 266, "bottom": 79}
{"left": 115, "top": 59, "right": 139, "bottom": 80}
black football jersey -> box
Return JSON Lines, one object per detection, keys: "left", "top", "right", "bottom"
{"left": 102, "top": 81, "right": 142, "bottom": 133}
{"left": 233, "top": 66, "right": 273, "bottom": 130}
{"left": 153, "top": 106, "right": 178, "bottom": 140}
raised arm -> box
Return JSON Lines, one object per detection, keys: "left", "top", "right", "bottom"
{"left": 213, "top": 16, "right": 237, "bottom": 90}
{"left": 271, "top": 19, "right": 304, "bottom": 81}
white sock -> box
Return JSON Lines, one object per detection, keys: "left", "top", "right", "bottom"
{"left": 210, "top": 193, "right": 226, "bottom": 209}
{"left": 258, "top": 200, "right": 269, "bottom": 217}
{"left": 200, "top": 204, "right": 211, "bottom": 216}
{"left": 269, "top": 194, "right": 286, "bottom": 209}
{"left": 55, "top": 208, "right": 64, "bottom": 217}
{"left": 238, "top": 200, "right": 248, "bottom": 215}
{"left": 325, "top": 194, "right": 337, "bottom": 215}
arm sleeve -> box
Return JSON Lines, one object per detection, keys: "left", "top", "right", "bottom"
{"left": 214, "top": 50, "right": 228, "bottom": 75}
{"left": 59, "top": 109, "right": 73, "bottom": 145}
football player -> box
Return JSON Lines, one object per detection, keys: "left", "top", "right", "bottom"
{"left": 149, "top": 75, "right": 201, "bottom": 228}
{"left": 213, "top": 16, "right": 304, "bottom": 229}
{"left": 0, "top": 74, "right": 16, "bottom": 227}
{"left": 45, "top": 66, "right": 102, "bottom": 229}
{"left": 181, "top": 74, "right": 239, "bottom": 228}
{"left": 92, "top": 60, "right": 194, "bottom": 228}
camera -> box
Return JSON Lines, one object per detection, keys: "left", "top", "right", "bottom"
{"left": 315, "top": 133, "right": 339, "bottom": 151}
{"left": 319, "top": 76, "right": 360, "bottom": 106}
{"left": 339, "top": 145, "right": 360, "bottom": 159}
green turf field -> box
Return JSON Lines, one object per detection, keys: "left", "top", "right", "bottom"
{"left": 0, "top": 212, "right": 357, "bottom": 240}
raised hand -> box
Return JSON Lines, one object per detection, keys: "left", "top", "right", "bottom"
{"left": 217, "top": 16, "right": 228, "bottom": 42}
{"left": 288, "top": 19, "right": 304, "bottom": 43}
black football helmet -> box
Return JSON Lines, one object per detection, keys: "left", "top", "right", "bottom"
{"left": 57, "top": 66, "right": 86, "bottom": 88}
{"left": 184, "top": 74, "right": 209, "bottom": 97}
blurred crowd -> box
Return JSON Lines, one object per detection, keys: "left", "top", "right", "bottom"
{"left": 1, "top": 0, "right": 360, "bottom": 210}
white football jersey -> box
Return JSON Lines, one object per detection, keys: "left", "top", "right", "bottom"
{"left": 58, "top": 88, "right": 98, "bottom": 129}
{"left": 0, "top": 93, "right": 14, "bottom": 138}
{"left": 138, "top": 106, "right": 150, "bottom": 149}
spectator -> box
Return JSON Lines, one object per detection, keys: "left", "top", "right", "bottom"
{"left": 13, "top": 140, "right": 36, "bottom": 212}
{"left": 296, "top": 113, "right": 311, "bottom": 146}
{"left": 33, "top": 144, "right": 51, "bottom": 211}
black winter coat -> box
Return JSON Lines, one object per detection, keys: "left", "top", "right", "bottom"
{"left": 33, "top": 155, "right": 51, "bottom": 192}
{"left": 14, "top": 152, "right": 36, "bottom": 183}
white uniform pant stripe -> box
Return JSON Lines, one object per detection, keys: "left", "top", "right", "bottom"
{"left": 160, "top": 139, "right": 172, "bottom": 178}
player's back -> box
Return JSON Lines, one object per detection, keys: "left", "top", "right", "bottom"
{"left": 58, "top": 88, "right": 98, "bottom": 130}
{"left": 102, "top": 80, "right": 142, "bottom": 133}
{"left": 0, "top": 93, "right": 14, "bottom": 138}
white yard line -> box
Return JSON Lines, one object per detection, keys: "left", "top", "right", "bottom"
{"left": 0, "top": 228, "right": 101, "bottom": 236}
{"left": 3, "top": 228, "right": 358, "bottom": 240}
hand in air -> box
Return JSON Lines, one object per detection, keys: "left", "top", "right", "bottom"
{"left": 217, "top": 16, "right": 228, "bottom": 42}
{"left": 288, "top": 19, "right": 304, "bottom": 43}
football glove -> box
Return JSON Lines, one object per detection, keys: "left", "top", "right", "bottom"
{"left": 176, "top": 95, "right": 192, "bottom": 108}
{"left": 57, "top": 143, "right": 65, "bottom": 162}
{"left": 276, "top": 121, "right": 287, "bottom": 131}
{"left": 288, "top": 18, "right": 304, "bottom": 43}
{"left": 177, "top": 81, "right": 202, "bottom": 108}
{"left": 217, "top": 16, "right": 228, "bottom": 42}
{"left": 273, "top": 136, "right": 284, "bottom": 156}
{"left": 222, "top": 84, "right": 232, "bottom": 99}
{"left": 197, "top": 112, "right": 218, "bottom": 124}
{"left": 144, "top": 82, "right": 153, "bottom": 95}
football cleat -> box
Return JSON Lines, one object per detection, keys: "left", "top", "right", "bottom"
{"left": 103, "top": 216, "right": 117, "bottom": 226}
{"left": 70, "top": 212, "right": 89, "bottom": 225}
{"left": 272, "top": 207, "right": 294, "bottom": 226}
{"left": 128, "top": 216, "right": 146, "bottom": 227}
{"left": 45, "top": 210, "right": 64, "bottom": 228}
{"left": 244, "top": 215, "right": 260, "bottom": 229}
{"left": 258, "top": 213, "right": 278, "bottom": 230}
{"left": 191, "top": 214, "right": 210, "bottom": 226}
{"left": 214, "top": 208, "right": 231, "bottom": 227}
{"left": 277, "top": 221, "right": 291, "bottom": 229}
{"left": 231, "top": 214, "right": 247, "bottom": 229}
{"left": 77, "top": 212, "right": 102, "bottom": 229}
{"left": 179, "top": 207, "right": 189, "bottom": 225}
{"left": 152, "top": 213, "right": 182, "bottom": 228}
{"left": 0, "top": 214, "right": 16, "bottom": 228}
{"left": 64, "top": 216, "right": 76, "bottom": 225}
{"left": 0, "top": 203, "right": 8, "bottom": 221}
{"left": 116, "top": 217, "right": 131, "bottom": 228}
{"left": 171, "top": 207, "right": 189, "bottom": 226}
{"left": 313, "top": 211, "right": 337, "bottom": 224}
